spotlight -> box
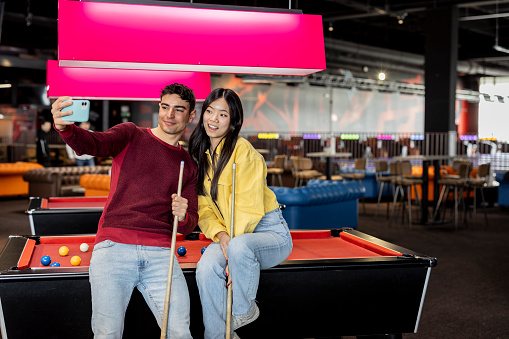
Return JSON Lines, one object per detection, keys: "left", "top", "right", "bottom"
{"left": 397, "top": 12, "right": 407, "bottom": 25}
{"left": 378, "top": 72, "right": 386, "bottom": 81}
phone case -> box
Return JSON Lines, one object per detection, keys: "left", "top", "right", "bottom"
{"left": 62, "top": 100, "right": 90, "bottom": 122}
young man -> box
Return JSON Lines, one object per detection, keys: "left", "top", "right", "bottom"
{"left": 51, "top": 83, "right": 198, "bottom": 338}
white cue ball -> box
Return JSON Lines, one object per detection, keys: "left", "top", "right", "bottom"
{"left": 80, "top": 243, "right": 89, "bottom": 252}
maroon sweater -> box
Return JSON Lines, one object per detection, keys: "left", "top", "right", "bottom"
{"left": 57, "top": 122, "right": 198, "bottom": 247}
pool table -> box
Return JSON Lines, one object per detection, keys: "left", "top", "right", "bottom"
{"left": 26, "top": 196, "right": 107, "bottom": 235}
{"left": 0, "top": 229, "right": 437, "bottom": 339}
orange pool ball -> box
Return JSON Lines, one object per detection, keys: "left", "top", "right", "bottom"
{"left": 59, "top": 246, "right": 69, "bottom": 256}
{"left": 70, "top": 255, "right": 81, "bottom": 266}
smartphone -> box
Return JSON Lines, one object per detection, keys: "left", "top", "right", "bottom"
{"left": 62, "top": 100, "right": 90, "bottom": 122}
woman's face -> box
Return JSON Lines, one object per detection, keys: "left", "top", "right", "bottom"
{"left": 203, "top": 97, "right": 231, "bottom": 148}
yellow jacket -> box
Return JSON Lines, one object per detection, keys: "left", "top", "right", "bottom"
{"left": 198, "top": 137, "right": 280, "bottom": 242}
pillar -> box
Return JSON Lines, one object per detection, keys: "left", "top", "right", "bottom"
{"left": 424, "top": 6, "right": 459, "bottom": 148}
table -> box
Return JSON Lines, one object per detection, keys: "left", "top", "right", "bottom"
{"left": 306, "top": 151, "right": 352, "bottom": 180}
{"left": 26, "top": 196, "right": 107, "bottom": 235}
{"left": 0, "top": 229, "right": 436, "bottom": 339}
{"left": 392, "top": 155, "right": 466, "bottom": 224}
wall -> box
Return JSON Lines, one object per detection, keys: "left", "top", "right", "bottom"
{"left": 211, "top": 74, "right": 425, "bottom": 134}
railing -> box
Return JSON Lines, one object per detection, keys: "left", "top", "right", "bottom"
{"left": 2, "top": 130, "right": 509, "bottom": 172}
{"left": 242, "top": 132, "right": 509, "bottom": 172}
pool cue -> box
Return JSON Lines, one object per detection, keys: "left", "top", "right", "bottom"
{"left": 161, "top": 160, "right": 185, "bottom": 339}
{"left": 225, "top": 162, "right": 236, "bottom": 339}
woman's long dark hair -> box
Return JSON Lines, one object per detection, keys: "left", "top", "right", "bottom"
{"left": 188, "top": 88, "right": 244, "bottom": 200}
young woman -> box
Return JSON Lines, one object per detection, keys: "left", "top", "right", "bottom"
{"left": 188, "top": 88, "right": 293, "bottom": 338}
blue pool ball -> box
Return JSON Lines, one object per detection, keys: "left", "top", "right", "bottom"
{"left": 201, "top": 246, "right": 207, "bottom": 255}
{"left": 177, "top": 246, "right": 187, "bottom": 256}
{"left": 50, "top": 262, "right": 61, "bottom": 267}
{"left": 40, "top": 255, "right": 51, "bottom": 266}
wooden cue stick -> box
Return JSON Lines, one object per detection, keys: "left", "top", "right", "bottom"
{"left": 225, "top": 162, "right": 236, "bottom": 339}
{"left": 161, "top": 160, "right": 185, "bottom": 339}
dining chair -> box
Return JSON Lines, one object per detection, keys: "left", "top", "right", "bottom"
{"left": 318, "top": 162, "right": 344, "bottom": 181}
{"left": 267, "top": 155, "right": 286, "bottom": 186}
{"left": 292, "top": 157, "right": 323, "bottom": 187}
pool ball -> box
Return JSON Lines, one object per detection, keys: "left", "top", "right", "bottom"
{"left": 41, "top": 255, "right": 51, "bottom": 266}
{"left": 201, "top": 246, "right": 207, "bottom": 255}
{"left": 80, "top": 243, "right": 89, "bottom": 252}
{"left": 50, "top": 262, "right": 61, "bottom": 267}
{"left": 59, "top": 246, "right": 69, "bottom": 256}
{"left": 177, "top": 246, "right": 187, "bottom": 256}
{"left": 70, "top": 255, "right": 81, "bottom": 266}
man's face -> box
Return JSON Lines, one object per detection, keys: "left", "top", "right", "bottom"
{"left": 158, "top": 94, "right": 196, "bottom": 137}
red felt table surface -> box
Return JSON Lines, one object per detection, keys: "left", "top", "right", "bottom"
{"left": 19, "top": 231, "right": 401, "bottom": 270}
{"left": 287, "top": 230, "right": 401, "bottom": 260}
{"left": 21, "top": 234, "right": 213, "bottom": 269}
{"left": 43, "top": 197, "right": 108, "bottom": 210}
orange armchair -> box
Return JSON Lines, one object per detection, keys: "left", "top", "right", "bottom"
{"left": 0, "top": 162, "right": 43, "bottom": 197}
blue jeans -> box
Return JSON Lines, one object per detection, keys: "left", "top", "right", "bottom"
{"left": 196, "top": 208, "right": 293, "bottom": 339}
{"left": 76, "top": 158, "right": 95, "bottom": 166}
{"left": 89, "top": 241, "right": 192, "bottom": 339}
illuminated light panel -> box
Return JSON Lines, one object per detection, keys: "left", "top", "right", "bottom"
{"left": 377, "top": 134, "right": 393, "bottom": 140}
{"left": 410, "top": 134, "right": 425, "bottom": 140}
{"left": 340, "top": 134, "right": 360, "bottom": 140}
{"left": 46, "top": 60, "right": 211, "bottom": 101}
{"left": 303, "top": 133, "right": 321, "bottom": 139}
{"left": 258, "top": 133, "right": 279, "bottom": 139}
{"left": 58, "top": 0, "right": 326, "bottom": 76}
{"left": 481, "top": 137, "right": 497, "bottom": 141}
{"left": 460, "top": 135, "right": 478, "bottom": 141}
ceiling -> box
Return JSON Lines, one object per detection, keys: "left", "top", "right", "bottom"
{"left": 3, "top": 0, "right": 509, "bottom": 88}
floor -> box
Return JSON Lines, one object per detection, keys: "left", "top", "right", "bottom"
{"left": 0, "top": 195, "right": 508, "bottom": 338}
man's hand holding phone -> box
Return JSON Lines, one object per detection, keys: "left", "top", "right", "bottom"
{"left": 51, "top": 97, "right": 90, "bottom": 131}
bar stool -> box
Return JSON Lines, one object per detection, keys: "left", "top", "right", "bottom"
{"left": 467, "top": 163, "right": 490, "bottom": 226}
{"left": 433, "top": 162, "right": 471, "bottom": 229}
{"left": 341, "top": 158, "right": 367, "bottom": 214}
{"left": 390, "top": 160, "right": 423, "bottom": 229}
{"left": 374, "top": 160, "right": 396, "bottom": 218}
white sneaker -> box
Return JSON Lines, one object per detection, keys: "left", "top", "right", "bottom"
{"left": 232, "top": 304, "right": 260, "bottom": 331}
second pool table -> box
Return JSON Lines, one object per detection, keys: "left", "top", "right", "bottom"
{"left": 26, "top": 196, "right": 107, "bottom": 235}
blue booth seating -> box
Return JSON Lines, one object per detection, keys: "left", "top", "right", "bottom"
{"left": 270, "top": 180, "right": 365, "bottom": 230}
{"left": 496, "top": 172, "right": 509, "bottom": 207}
{"left": 339, "top": 167, "right": 391, "bottom": 199}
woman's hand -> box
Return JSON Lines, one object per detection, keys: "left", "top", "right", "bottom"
{"left": 216, "top": 231, "right": 232, "bottom": 286}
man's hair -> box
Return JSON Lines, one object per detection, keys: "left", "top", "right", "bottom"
{"left": 160, "top": 83, "right": 196, "bottom": 113}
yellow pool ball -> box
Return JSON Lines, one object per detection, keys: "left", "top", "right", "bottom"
{"left": 58, "top": 246, "right": 69, "bottom": 256}
{"left": 70, "top": 255, "right": 81, "bottom": 266}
